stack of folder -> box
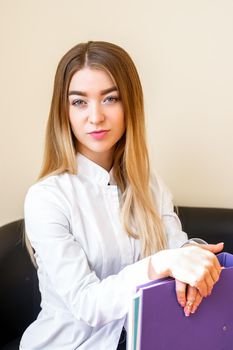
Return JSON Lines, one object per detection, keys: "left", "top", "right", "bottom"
{"left": 128, "top": 252, "right": 233, "bottom": 350}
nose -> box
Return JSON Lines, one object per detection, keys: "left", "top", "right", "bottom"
{"left": 88, "top": 102, "right": 105, "bottom": 124}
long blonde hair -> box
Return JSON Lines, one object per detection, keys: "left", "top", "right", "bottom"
{"left": 26, "top": 41, "right": 167, "bottom": 261}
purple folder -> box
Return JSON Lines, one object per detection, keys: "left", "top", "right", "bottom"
{"left": 136, "top": 252, "right": 233, "bottom": 350}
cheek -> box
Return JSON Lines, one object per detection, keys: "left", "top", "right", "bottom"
{"left": 69, "top": 113, "right": 82, "bottom": 140}
{"left": 69, "top": 107, "right": 75, "bottom": 124}
{"left": 69, "top": 108, "right": 83, "bottom": 128}
{"left": 112, "top": 105, "right": 125, "bottom": 128}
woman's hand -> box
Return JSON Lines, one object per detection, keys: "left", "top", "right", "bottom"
{"left": 150, "top": 242, "right": 224, "bottom": 299}
{"left": 176, "top": 281, "right": 202, "bottom": 316}
{"left": 169, "top": 243, "right": 223, "bottom": 297}
{"left": 175, "top": 242, "right": 224, "bottom": 316}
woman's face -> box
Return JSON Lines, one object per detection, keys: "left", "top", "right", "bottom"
{"left": 68, "top": 67, "right": 125, "bottom": 170}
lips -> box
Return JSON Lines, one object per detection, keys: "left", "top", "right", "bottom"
{"left": 88, "top": 129, "right": 109, "bottom": 140}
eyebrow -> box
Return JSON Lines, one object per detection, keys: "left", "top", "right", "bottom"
{"left": 68, "top": 86, "right": 118, "bottom": 97}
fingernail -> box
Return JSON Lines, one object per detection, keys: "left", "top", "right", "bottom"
{"left": 180, "top": 301, "right": 185, "bottom": 307}
{"left": 184, "top": 305, "right": 191, "bottom": 317}
{"left": 184, "top": 309, "right": 190, "bottom": 317}
{"left": 191, "top": 306, "right": 197, "bottom": 314}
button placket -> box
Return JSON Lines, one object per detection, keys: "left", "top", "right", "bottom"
{"left": 104, "top": 186, "right": 134, "bottom": 266}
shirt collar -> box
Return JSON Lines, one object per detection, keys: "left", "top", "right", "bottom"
{"left": 77, "top": 153, "right": 115, "bottom": 186}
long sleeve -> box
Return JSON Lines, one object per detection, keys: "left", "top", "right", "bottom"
{"left": 25, "top": 185, "right": 151, "bottom": 328}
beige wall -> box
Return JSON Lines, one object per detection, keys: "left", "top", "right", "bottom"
{"left": 1, "top": 0, "right": 233, "bottom": 226}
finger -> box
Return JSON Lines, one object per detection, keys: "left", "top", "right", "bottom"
{"left": 207, "top": 254, "right": 222, "bottom": 283}
{"left": 210, "top": 266, "right": 221, "bottom": 285}
{"left": 175, "top": 280, "right": 187, "bottom": 307}
{"left": 195, "top": 278, "right": 209, "bottom": 297}
{"left": 197, "top": 254, "right": 221, "bottom": 296}
{"left": 212, "top": 255, "right": 223, "bottom": 273}
{"left": 191, "top": 292, "right": 203, "bottom": 314}
{"left": 204, "top": 273, "right": 215, "bottom": 296}
{"left": 198, "top": 248, "right": 222, "bottom": 283}
{"left": 200, "top": 242, "right": 224, "bottom": 254}
{"left": 184, "top": 286, "right": 197, "bottom": 317}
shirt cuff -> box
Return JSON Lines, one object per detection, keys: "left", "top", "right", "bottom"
{"left": 180, "top": 237, "right": 208, "bottom": 247}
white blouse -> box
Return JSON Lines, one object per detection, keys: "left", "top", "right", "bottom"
{"left": 20, "top": 154, "right": 187, "bottom": 350}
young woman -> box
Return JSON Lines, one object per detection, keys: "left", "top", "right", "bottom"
{"left": 20, "top": 41, "right": 223, "bottom": 350}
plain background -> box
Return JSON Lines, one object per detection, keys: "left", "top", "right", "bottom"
{"left": 1, "top": 0, "right": 233, "bottom": 226}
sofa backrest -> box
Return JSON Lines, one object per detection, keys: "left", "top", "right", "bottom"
{"left": 178, "top": 206, "right": 233, "bottom": 254}
{"left": 0, "top": 220, "right": 41, "bottom": 346}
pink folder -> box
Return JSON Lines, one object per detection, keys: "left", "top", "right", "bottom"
{"left": 134, "top": 252, "right": 233, "bottom": 350}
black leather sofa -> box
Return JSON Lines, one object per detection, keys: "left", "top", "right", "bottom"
{"left": 0, "top": 207, "right": 233, "bottom": 349}
{"left": 0, "top": 220, "right": 40, "bottom": 349}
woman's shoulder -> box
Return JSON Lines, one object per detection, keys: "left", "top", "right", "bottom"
{"left": 27, "top": 173, "right": 63, "bottom": 194}
{"left": 29, "top": 171, "right": 78, "bottom": 190}
{"left": 25, "top": 172, "right": 75, "bottom": 208}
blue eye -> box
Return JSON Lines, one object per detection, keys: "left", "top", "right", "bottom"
{"left": 104, "top": 96, "right": 120, "bottom": 104}
{"left": 72, "top": 99, "right": 87, "bottom": 107}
